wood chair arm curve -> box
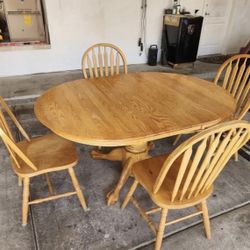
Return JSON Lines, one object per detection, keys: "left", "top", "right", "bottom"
{"left": 213, "top": 54, "right": 250, "bottom": 84}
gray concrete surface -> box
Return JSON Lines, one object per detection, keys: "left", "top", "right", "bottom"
{"left": 0, "top": 62, "right": 219, "bottom": 100}
{"left": 142, "top": 204, "right": 250, "bottom": 250}
{"left": 0, "top": 63, "right": 249, "bottom": 250}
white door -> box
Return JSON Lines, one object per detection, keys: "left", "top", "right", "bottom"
{"left": 198, "top": 0, "right": 233, "bottom": 56}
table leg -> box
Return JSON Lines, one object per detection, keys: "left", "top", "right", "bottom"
{"left": 90, "top": 147, "right": 125, "bottom": 161}
{"left": 90, "top": 142, "right": 151, "bottom": 205}
{"left": 106, "top": 157, "right": 134, "bottom": 206}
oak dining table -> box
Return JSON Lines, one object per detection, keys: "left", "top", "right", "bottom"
{"left": 34, "top": 72, "right": 236, "bottom": 205}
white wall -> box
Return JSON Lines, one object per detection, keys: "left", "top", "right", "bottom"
{"left": 225, "top": 0, "right": 250, "bottom": 54}
{"left": 0, "top": 0, "right": 105, "bottom": 77}
{"left": 102, "top": 0, "right": 173, "bottom": 63}
{"left": 0, "top": 0, "right": 172, "bottom": 77}
{"left": 0, "top": 0, "right": 249, "bottom": 77}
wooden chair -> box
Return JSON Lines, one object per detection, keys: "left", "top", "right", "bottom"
{"left": 214, "top": 54, "right": 250, "bottom": 120}
{"left": 121, "top": 120, "right": 250, "bottom": 250}
{"left": 173, "top": 54, "right": 250, "bottom": 148}
{"left": 0, "top": 96, "right": 87, "bottom": 226}
{"left": 82, "top": 43, "right": 128, "bottom": 79}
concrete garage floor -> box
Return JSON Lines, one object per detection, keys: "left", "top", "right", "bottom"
{"left": 0, "top": 61, "right": 219, "bottom": 100}
{"left": 0, "top": 62, "right": 249, "bottom": 250}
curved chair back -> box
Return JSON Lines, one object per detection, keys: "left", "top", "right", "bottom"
{"left": 214, "top": 54, "right": 250, "bottom": 120}
{"left": 0, "top": 96, "right": 30, "bottom": 142}
{"left": 82, "top": 43, "right": 128, "bottom": 79}
{"left": 153, "top": 121, "right": 250, "bottom": 202}
{"left": 0, "top": 97, "right": 37, "bottom": 171}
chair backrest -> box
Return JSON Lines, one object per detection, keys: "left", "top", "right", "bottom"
{"left": 214, "top": 54, "right": 250, "bottom": 120}
{"left": 0, "top": 96, "right": 30, "bottom": 142}
{"left": 82, "top": 43, "right": 128, "bottom": 79}
{"left": 153, "top": 121, "right": 250, "bottom": 203}
{"left": 0, "top": 97, "right": 37, "bottom": 171}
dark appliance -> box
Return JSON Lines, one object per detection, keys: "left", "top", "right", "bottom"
{"left": 161, "top": 14, "right": 203, "bottom": 66}
{"left": 148, "top": 45, "right": 158, "bottom": 66}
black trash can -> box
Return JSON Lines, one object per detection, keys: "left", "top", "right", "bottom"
{"left": 148, "top": 45, "right": 158, "bottom": 66}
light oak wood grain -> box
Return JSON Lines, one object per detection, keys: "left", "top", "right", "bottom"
{"left": 121, "top": 121, "right": 250, "bottom": 250}
{"left": 35, "top": 72, "right": 236, "bottom": 205}
{"left": 173, "top": 54, "right": 250, "bottom": 147}
{"left": 82, "top": 43, "right": 128, "bottom": 151}
{"left": 0, "top": 97, "right": 87, "bottom": 226}
{"left": 35, "top": 72, "right": 236, "bottom": 147}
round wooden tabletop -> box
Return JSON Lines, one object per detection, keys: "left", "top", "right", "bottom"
{"left": 34, "top": 72, "right": 236, "bottom": 146}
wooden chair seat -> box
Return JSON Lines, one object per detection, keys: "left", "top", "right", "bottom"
{"left": 13, "top": 133, "right": 78, "bottom": 177}
{"left": 133, "top": 154, "right": 212, "bottom": 209}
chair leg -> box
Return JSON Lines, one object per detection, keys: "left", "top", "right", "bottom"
{"left": 155, "top": 208, "right": 168, "bottom": 250}
{"left": 121, "top": 179, "right": 138, "bottom": 209}
{"left": 201, "top": 200, "right": 211, "bottom": 239}
{"left": 234, "top": 151, "right": 239, "bottom": 162}
{"left": 45, "top": 173, "right": 55, "bottom": 195}
{"left": 22, "top": 177, "right": 30, "bottom": 226}
{"left": 18, "top": 176, "right": 22, "bottom": 187}
{"left": 173, "top": 134, "right": 182, "bottom": 146}
{"left": 68, "top": 167, "right": 88, "bottom": 210}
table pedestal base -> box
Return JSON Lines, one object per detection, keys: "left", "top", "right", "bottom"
{"left": 91, "top": 142, "right": 152, "bottom": 205}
